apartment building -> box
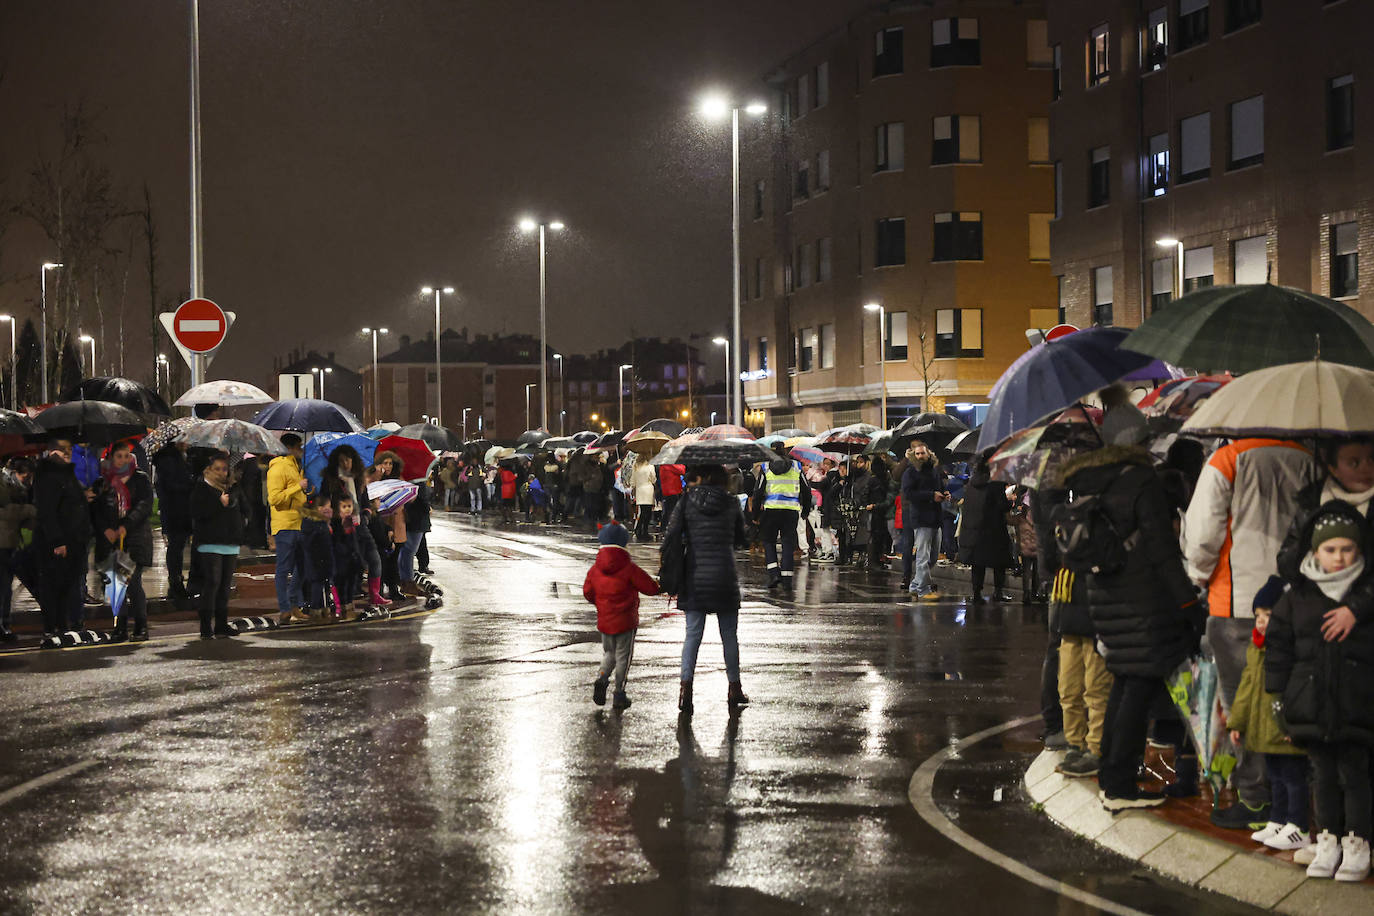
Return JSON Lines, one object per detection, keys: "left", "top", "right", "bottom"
{"left": 1049, "top": 0, "right": 1372, "bottom": 327}
{"left": 740, "top": 0, "right": 1056, "bottom": 432}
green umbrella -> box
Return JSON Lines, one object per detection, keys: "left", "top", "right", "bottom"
{"left": 1122, "top": 283, "right": 1374, "bottom": 373}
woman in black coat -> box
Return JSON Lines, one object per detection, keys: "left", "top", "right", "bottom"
{"left": 190, "top": 452, "right": 245, "bottom": 639}
{"left": 958, "top": 456, "right": 1015, "bottom": 603}
{"left": 663, "top": 464, "right": 748, "bottom": 716}
{"left": 93, "top": 440, "right": 156, "bottom": 641}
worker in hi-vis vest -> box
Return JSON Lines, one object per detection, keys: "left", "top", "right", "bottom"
{"left": 752, "top": 456, "right": 812, "bottom": 588}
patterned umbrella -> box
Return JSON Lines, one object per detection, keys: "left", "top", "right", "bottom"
{"left": 252, "top": 398, "right": 365, "bottom": 433}
{"left": 378, "top": 434, "right": 439, "bottom": 482}
{"left": 179, "top": 419, "right": 288, "bottom": 456}
{"left": 788, "top": 444, "right": 831, "bottom": 466}
{"left": 650, "top": 438, "right": 780, "bottom": 467}
{"left": 697, "top": 424, "right": 755, "bottom": 441}
{"left": 142, "top": 416, "right": 205, "bottom": 456}
{"left": 60, "top": 377, "right": 171, "bottom": 417}
{"left": 815, "top": 423, "right": 880, "bottom": 454}
{"left": 1138, "top": 374, "right": 1233, "bottom": 411}
{"left": 173, "top": 379, "right": 274, "bottom": 407}
{"left": 987, "top": 409, "right": 1101, "bottom": 488}
{"left": 782, "top": 435, "right": 815, "bottom": 449}
{"left": 367, "top": 478, "right": 419, "bottom": 515}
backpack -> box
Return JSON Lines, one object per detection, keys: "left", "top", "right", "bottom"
{"left": 1049, "top": 492, "right": 1138, "bottom": 576}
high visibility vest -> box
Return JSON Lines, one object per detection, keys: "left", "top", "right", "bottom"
{"left": 763, "top": 466, "right": 802, "bottom": 511}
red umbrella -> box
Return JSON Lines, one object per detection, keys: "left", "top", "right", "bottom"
{"left": 697, "top": 424, "right": 755, "bottom": 441}
{"left": 1137, "top": 374, "right": 1233, "bottom": 409}
{"left": 378, "top": 435, "right": 439, "bottom": 482}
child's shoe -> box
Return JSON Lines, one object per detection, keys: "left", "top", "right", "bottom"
{"left": 1250, "top": 821, "right": 1283, "bottom": 843}
{"left": 1307, "top": 830, "right": 1342, "bottom": 878}
{"left": 612, "top": 690, "right": 631, "bottom": 710}
{"left": 1334, "top": 833, "right": 1370, "bottom": 882}
{"left": 1263, "top": 823, "right": 1311, "bottom": 851}
{"left": 592, "top": 677, "right": 608, "bottom": 707}
{"left": 1293, "top": 844, "right": 1319, "bottom": 866}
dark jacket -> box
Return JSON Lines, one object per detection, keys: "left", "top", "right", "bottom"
{"left": 1278, "top": 477, "right": 1374, "bottom": 626}
{"left": 664, "top": 484, "right": 746, "bottom": 614}
{"left": 957, "top": 470, "right": 1014, "bottom": 568}
{"left": 190, "top": 479, "right": 245, "bottom": 547}
{"left": 1265, "top": 501, "right": 1374, "bottom": 747}
{"left": 92, "top": 468, "right": 156, "bottom": 567}
{"left": 900, "top": 460, "right": 946, "bottom": 529}
{"left": 404, "top": 482, "right": 432, "bottom": 533}
{"left": 0, "top": 470, "right": 36, "bottom": 550}
{"left": 819, "top": 470, "right": 844, "bottom": 527}
{"left": 33, "top": 456, "right": 94, "bottom": 552}
{"left": 153, "top": 447, "right": 195, "bottom": 532}
{"left": 1060, "top": 445, "right": 1201, "bottom": 678}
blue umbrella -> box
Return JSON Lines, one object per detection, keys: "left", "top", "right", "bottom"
{"left": 251, "top": 398, "right": 365, "bottom": 433}
{"left": 302, "top": 432, "right": 378, "bottom": 491}
{"left": 977, "top": 327, "right": 1156, "bottom": 451}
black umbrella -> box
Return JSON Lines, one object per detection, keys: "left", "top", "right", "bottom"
{"left": 650, "top": 438, "right": 780, "bottom": 467}
{"left": 397, "top": 422, "right": 462, "bottom": 451}
{"left": 0, "top": 409, "right": 45, "bottom": 455}
{"left": 587, "top": 429, "right": 629, "bottom": 451}
{"left": 516, "top": 428, "right": 552, "bottom": 446}
{"left": 252, "top": 398, "right": 365, "bottom": 433}
{"left": 638, "top": 417, "right": 685, "bottom": 437}
{"left": 60, "top": 377, "right": 171, "bottom": 417}
{"left": 539, "top": 437, "right": 580, "bottom": 450}
{"left": 35, "top": 400, "right": 147, "bottom": 445}
{"left": 892, "top": 412, "right": 969, "bottom": 453}
{"left": 946, "top": 426, "right": 982, "bottom": 457}
{"left": 570, "top": 430, "right": 600, "bottom": 444}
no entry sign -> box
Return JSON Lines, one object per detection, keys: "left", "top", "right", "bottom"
{"left": 172, "top": 298, "right": 228, "bottom": 353}
{"left": 1045, "top": 323, "right": 1080, "bottom": 341}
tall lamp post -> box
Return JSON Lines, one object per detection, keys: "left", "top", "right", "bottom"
{"left": 312, "top": 366, "right": 332, "bottom": 401}
{"left": 617, "top": 363, "right": 632, "bottom": 430}
{"left": 1156, "top": 237, "right": 1185, "bottom": 313}
{"left": 519, "top": 217, "right": 564, "bottom": 432}
{"left": 361, "top": 326, "right": 388, "bottom": 425}
{"left": 700, "top": 95, "right": 767, "bottom": 427}
{"left": 712, "top": 337, "right": 730, "bottom": 424}
{"left": 525, "top": 382, "right": 536, "bottom": 430}
{"left": 78, "top": 334, "right": 95, "bottom": 376}
{"left": 40, "top": 262, "right": 63, "bottom": 403}
{"left": 553, "top": 352, "right": 564, "bottom": 434}
{"left": 0, "top": 315, "right": 14, "bottom": 410}
{"left": 864, "top": 302, "right": 887, "bottom": 426}
{"left": 461, "top": 407, "right": 470, "bottom": 443}
{"left": 421, "top": 285, "right": 455, "bottom": 425}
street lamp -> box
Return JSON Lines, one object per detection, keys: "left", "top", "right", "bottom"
{"left": 711, "top": 410, "right": 718, "bottom": 426}
{"left": 865, "top": 302, "right": 887, "bottom": 426}
{"left": 553, "top": 352, "right": 565, "bottom": 434}
{"left": 157, "top": 353, "right": 169, "bottom": 396}
{"left": 0, "top": 316, "right": 14, "bottom": 410}
{"left": 1156, "top": 237, "right": 1185, "bottom": 313}
{"left": 78, "top": 334, "right": 95, "bottom": 376}
{"left": 617, "top": 363, "right": 632, "bottom": 430}
{"left": 40, "top": 262, "right": 63, "bottom": 404}
{"left": 712, "top": 337, "right": 730, "bottom": 415}
{"left": 361, "top": 326, "right": 389, "bottom": 425}
{"left": 461, "top": 406, "right": 470, "bottom": 442}
{"left": 421, "top": 285, "right": 455, "bottom": 425}
{"left": 312, "top": 366, "right": 332, "bottom": 400}
{"left": 525, "top": 382, "right": 536, "bottom": 430}
{"left": 700, "top": 94, "right": 767, "bottom": 427}
{"left": 519, "top": 217, "right": 565, "bottom": 431}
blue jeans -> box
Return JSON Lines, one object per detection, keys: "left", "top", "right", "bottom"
{"left": 274, "top": 529, "right": 304, "bottom": 613}
{"left": 681, "top": 610, "right": 740, "bottom": 683}
{"left": 398, "top": 530, "right": 423, "bottom": 581}
{"left": 908, "top": 526, "right": 939, "bottom": 595}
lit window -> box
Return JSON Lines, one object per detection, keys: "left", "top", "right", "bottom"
{"left": 1147, "top": 133, "right": 1169, "bottom": 196}
{"left": 1093, "top": 266, "right": 1114, "bottom": 325}
{"left": 932, "top": 115, "right": 981, "bottom": 164}
{"left": 1087, "top": 24, "right": 1109, "bottom": 86}
{"left": 1144, "top": 8, "right": 1168, "bottom": 71}
{"left": 875, "top": 122, "right": 905, "bottom": 172}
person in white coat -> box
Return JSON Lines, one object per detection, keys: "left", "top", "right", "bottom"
{"left": 632, "top": 457, "right": 657, "bottom": 542}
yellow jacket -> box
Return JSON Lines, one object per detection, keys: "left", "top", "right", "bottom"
{"left": 267, "top": 454, "right": 307, "bottom": 534}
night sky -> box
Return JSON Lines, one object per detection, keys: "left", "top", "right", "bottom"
{"left": 0, "top": 0, "right": 871, "bottom": 388}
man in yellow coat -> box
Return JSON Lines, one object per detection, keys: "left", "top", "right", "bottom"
{"left": 267, "top": 433, "right": 312, "bottom": 625}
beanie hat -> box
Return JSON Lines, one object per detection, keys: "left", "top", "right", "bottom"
{"left": 1252, "top": 575, "right": 1286, "bottom": 613}
{"left": 1311, "top": 512, "right": 1361, "bottom": 550}
{"left": 598, "top": 521, "right": 629, "bottom": 548}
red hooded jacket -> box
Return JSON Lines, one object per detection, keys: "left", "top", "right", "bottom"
{"left": 583, "top": 545, "right": 660, "bottom": 635}
{"left": 499, "top": 468, "right": 518, "bottom": 500}
{"left": 658, "top": 465, "right": 686, "bottom": 497}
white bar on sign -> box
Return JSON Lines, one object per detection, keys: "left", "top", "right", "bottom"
{"left": 179, "top": 319, "right": 221, "bottom": 332}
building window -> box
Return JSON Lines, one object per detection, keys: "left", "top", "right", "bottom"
{"left": 758, "top": 337, "right": 769, "bottom": 372}
{"left": 784, "top": 260, "right": 794, "bottom": 293}
{"left": 1027, "top": 20, "right": 1052, "bottom": 67}
{"left": 1144, "top": 7, "right": 1168, "bottom": 71}
{"left": 1179, "top": 112, "right": 1211, "bottom": 182}
{"left": 1088, "top": 146, "right": 1111, "bottom": 207}
{"left": 753, "top": 179, "right": 765, "bottom": 220}
{"left": 753, "top": 257, "right": 764, "bottom": 299}
{"left": 817, "top": 237, "right": 832, "bottom": 283}
{"left": 798, "top": 327, "right": 816, "bottom": 371}
{"left": 1054, "top": 161, "right": 1063, "bottom": 218}
{"left": 885, "top": 311, "right": 908, "bottom": 360}
{"left": 932, "top": 18, "right": 980, "bottom": 67}
{"left": 1147, "top": 133, "right": 1170, "bottom": 196}
{"left": 1178, "top": 0, "right": 1210, "bottom": 52}
{"left": 819, "top": 324, "right": 836, "bottom": 369}
{"left": 874, "top": 27, "right": 904, "bottom": 77}
{"left": 739, "top": 346, "right": 749, "bottom": 375}
{"left": 779, "top": 87, "right": 791, "bottom": 124}
{"left": 1229, "top": 95, "right": 1264, "bottom": 169}
{"left": 1152, "top": 257, "right": 1175, "bottom": 312}
{"left": 1057, "top": 275, "right": 1067, "bottom": 324}
{"left": 935, "top": 309, "right": 983, "bottom": 358}
{"left": 933, "top": 211, "right": 983, "bottom": 261}
{"left": 932, "top": 115, "right": 980, "bottom": 164}
{"left": 1052, "top": 45, "right": 1062, "bottom": 100}
{"left": 1332, "top": 222, "right": 1359, "bottom": 298}
{"left": 875, "top": 122, "right": 905, "bottom": 172}
{"left": 815, "top": 149, "right": 831, "bottom": 191}
{"left": 1328, "top": 75, "right": 1354, "bottom": 151}
{"left": 1233, "top": 235, "right": 1268, "bottom": 284}
{"left": 1029, "top": 213, "right": 1052, "bottom": 261}
{"left": 1028, "top": 118, "right": 1050, "bottom": 164}
{"left": 1226, "top": 0, "right": 1262, "bottom": 32}
{"left": 1087, "top": 24, "right": 1110, "bottom": 87}
{"left": 1184, "top": 245, "right": 1215, "bottom": 292}
{"left": 794, "top": 159, "right": 810, "bottom": 201}
{"left": 875, "top": 217, "right": 907, "bottom": 267}
{"left": 1093, "top": 266, "right": 1114, "bottom": 326}
{"left": 814, "top": 62, "right": 830, "bottom": 108}
{"left": 797, "top": 73, "right": 810, "bottom": 118}
{"left": 795, "top": 243, "right": 812, "bottom": 289}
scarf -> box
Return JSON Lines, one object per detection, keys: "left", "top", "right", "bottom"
{"left": 1252, "top": 627, "right": 1266, "bottom": 649}
{"left": 1322, "top": 478, "right": 1374, "bottom": 517}
{"left": 1299, "top": 552, "right": 1366, "bottom": 601}
{"left": 102, "top": 460, "right": 133, "bottom": 515}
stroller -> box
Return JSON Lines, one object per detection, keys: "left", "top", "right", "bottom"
{"left": 838, "top": 496, "right": 872, "bottom": 568}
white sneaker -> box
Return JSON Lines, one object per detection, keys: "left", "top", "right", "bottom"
{"left": 1263, "top": 822, "right": 1311, "bottom": 851}
{"left": 1335, "top": 833, "right": 1371, "bottom": 882}
{"left": 1293, "top": 844, "right": 1318, "bottom": 866}
{"left": 1307, "top": 830, "right": 1342, "bottom": 879}
{"left": 1250, "top": 821, "right": 1283, "bottom": 843}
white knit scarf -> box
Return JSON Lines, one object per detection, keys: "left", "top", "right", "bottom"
{"left": 1299, "top": 552, "right": 1366, "bottom": 601}
{"left": 1323, "top": 478, "right": 1374, "bottom": 517}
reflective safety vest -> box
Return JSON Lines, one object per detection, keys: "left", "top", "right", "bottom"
{"left": 763, "top": 466, "right": 802, "bottom": 511}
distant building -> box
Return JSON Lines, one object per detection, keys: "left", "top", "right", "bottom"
{"left": 561, "top": 338, "right": 709, "bottom": 432}
{"left": 272, "top": 348, "right": 364, "bottom": 422}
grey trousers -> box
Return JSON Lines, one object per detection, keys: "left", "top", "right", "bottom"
{"left": 1207, "top": 615, "right": 1270, "bottom": 806}
{"left": 599, "top": 629, "right": 636, "bottom": 691}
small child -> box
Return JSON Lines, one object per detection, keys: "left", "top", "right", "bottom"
{"left": 582, "top": 520, "right": 659, "bottom": 710}
{"left": 1228, "top": 576, "right": 1311, "bottom": 853}
{"left": 330, "top": 495, "right": 365, "bottom": 620}
{"left": 1266, "top": 504, "right": 1373, "bottom": 882}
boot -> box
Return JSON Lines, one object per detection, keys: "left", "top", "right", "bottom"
{"left": 593, "top": 676, "right": 608, "bottom": 707}
{"left": 727, "top": 681, "right": 750, "bottom": 708}
{"left": 1307, "top": 830, "right": 1342, "bottom": 879}
{"left": 678, "top": 681, "right": 694, "bottom": 716}
{"left": 400, "top": 580, "right": 425, "bottom": 598}
{"left": 1335, "top": 833, "right": 1370, "bottom": 882}
{"left": 612, "top": 690, "right": 631, "bottom": 710}
{"left": 130, "top": 623, "right": 149, "bottom": 643}
{"left": 341, "top": 603, "right": 360, "bottom": 622}
{"left": 1165, "top": 754, "right": 1198, "bottom": 798}
{"left": 109, "top": 619, "right": 129, "bottom": 644}
{"left": 1140, "top": 741, "right": 1178, "bottom": 793}
{"left": 971, "top": 592, "right": 985, "bottom": 605}
{"left": 369, "top": 579, "right": 392, "bottom": 608}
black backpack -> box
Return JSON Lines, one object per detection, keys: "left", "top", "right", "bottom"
{"left": 1050, "top": 492, "right": 1138, "bottom": 576}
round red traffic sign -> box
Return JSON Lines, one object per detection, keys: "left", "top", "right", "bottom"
{"left": 1045, "top": 323, "right": 1079, "bottom": 341}
{"left": 173, "top": 298, "right": 228, "bottom": 353}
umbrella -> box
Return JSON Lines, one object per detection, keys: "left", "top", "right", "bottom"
{"left": 977, "top": 327, "right": 1156, "bottom": 451}
{"left": 60, "top": 377, "right": 171, "bottom": 417}
{"left": 1120, "top": 359, "right": 1185, "bottom": 382}
{"left": 771, "top": 428, "right": 812, "bottom": 439}
{"left": 367, "top": 478, "right": 419, "bottom": 515}
{"left": 815, "top": 423, "right": 880, "bottom": 454}
{"left": 638, "top": 417, "right": 686, "bottom": 437}
{"left": 378, "top": 434, "right": 439, "bottom": 482}
{"left": 179, "top": 419, "right": 288, "bottom": 456}
{"left": 1166, "top": 656, "right": 1236, "bottom": 803}
{"left": 367, "top": 422, "right": 402, "bottom": 440}
{"left": 0, "top": 409, "right": 47, "bottom": 456}
{"left": 946, "top": 426, "right": 982, "bottom": 457}
{"left": 102, "top": 536, "right": 137, "bottom": 624}
{"left": 987, "top": 411, "right": 1102, "bottom": 488}
{"left": 537, "top": 436, "right": 580, "bottom": 450}
{"left": 35, "top": 399, "right": 147, "bottom": 445}
{"left": 788, "top": 444, "right": 833, "bottom": 466}
{"left": 1138, "top": 374, "right": 1233, "bottom": 411}
{"left": 571, "top": 430, "right": 600, "bottom": 444}
{"left": 892, "top": 412, "right": 970, "bottom": 453}
{"left": 782, "top": 435, "right": 815, "bottom": 448}
{"left": 251, "top": 398, "right": 365, "bottom": 433}
{"left": 173, "top": 379, "right": 274, "bottom": 408}
{"left": 587, "top": 429, "right": 629, "bottom": 451}
{"left": 697, "top": 424, "right": 755, "bottom": 441}
{"left": 396, "top": 422, "right": 461, "bottom": 451}
{"left": 142, "top": 416, "right": 205, "bottom": 456}
{"left": 757, "top": 434, "right": 787, "bottom": 448}
{"left": 483, "top": 445, "right": 505, "bottom": 465}
{"left": 651, "top": 437, "right": 781, "bottom": 467}
{"left": 1122, "top": 283, "right": 1374, "bottom": 373}
{"left": 625, "top": 429, "right": 671, "bottom": 455}
{"left": 516, "top": 428, "right": 552, "bottom": 446}
{"left": 1181, "top": 359, "right": 1374, "bottom": 438}
{"left": 862, "top": 429, "right": 898, "bottom": 456}
{"left": 302, "top": 432, "right": 378, "bottom": 490}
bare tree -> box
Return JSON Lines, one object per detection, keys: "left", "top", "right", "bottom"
{"left": 909, "top": 306, "right": 944, "bottom": 409}
{"left": 142, "top": 184, "right": 160, "bottom": 386}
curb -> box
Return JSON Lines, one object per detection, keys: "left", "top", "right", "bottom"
{"left": 229, "top": 616, "right": 279, "bottom": 633}
{"left": 39, "top": 630, "right": 110, "bottom": 649}
{"left": 1024, "top": 749, "right": 1374, "bottom": 912}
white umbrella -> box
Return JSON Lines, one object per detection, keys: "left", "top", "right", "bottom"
{"left": 175, "top": 380, "right": 274, "bottom": 407}
{"left": 1182, "top": 359, "right": 1374, "bottom": 438}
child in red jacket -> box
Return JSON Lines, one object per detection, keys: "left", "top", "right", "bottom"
{"left": 583, "top": 520, "right": 659, "bottom": 709}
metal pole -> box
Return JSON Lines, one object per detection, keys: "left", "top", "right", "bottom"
{"left": 433, "top": 288, "right": 442, "bottom": 426}
{"left": 618, "top": 366, "right": 625, "bottom": 430}
{"left": 7, "top": 321, "right": 14, "bottom": 410}
{"left": 188, "top": 0, "right": 206, "bottom": 387}
{"left": 722, "top": 341, "right": 730, "bottom": 415}
{"left": 40, "top": 267, "right": 53, "bottom": 403}
{"left": 879, "top": 305, "right": 887, "bottom": 426}
{"left": 370, "top": 330, "right": 379, "bottom": 424}
{"left": 730, "top": 107, "right": 742, "bottom": 428}
{"left": 462, "top": 407, "right": 469, "bottom": 442}
{"left": 538, "top": 224, "right": 548, "bottom": 430}
{"left": 555, "top": 354, "right": 564, "bottom": 434}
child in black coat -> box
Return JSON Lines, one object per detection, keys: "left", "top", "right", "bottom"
{"left": 330, "top": 494, "right": 365, "bottom": 621}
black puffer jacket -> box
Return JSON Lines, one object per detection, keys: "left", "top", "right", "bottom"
{"left": 1061, "top": 446, "right": 1201, "bottom": 677}
{"left": 1278, "top": 477, "right": 1374, "bottom": 625}
{"left": 664, "top": 484, "right": 746, "bottom": 614}
{"left": 957, "top": 470, "right": 1014, "bottom": 568}
{"left": 33, "top": 456, "right": 94, "bottom": 552}
{"left": 153, "top": 447, "right": 195, "bottom": 532}
{"left": 190, "top": 479, "right": 245, "bottom": 547}
{"left": 901, "top": 460, "right": 945, "bottom": 529}
{"left": 1266, "top": 501, "right": 1374, "bottom": 746}
{"left": 92, "top": 468, "right": 156, "bottom": 567}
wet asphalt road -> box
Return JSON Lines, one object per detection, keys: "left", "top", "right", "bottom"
{"left": 0, "top": 513, "right": 1259, "bottom": 915}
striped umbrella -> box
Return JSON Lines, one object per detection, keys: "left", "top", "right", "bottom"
{"left": 697, "top": 424, "right": 755, "bottom": 441}
{"left": 367, "top": 478, "right": 419, "bottom": 515}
